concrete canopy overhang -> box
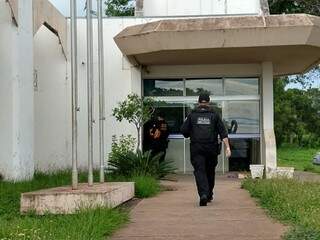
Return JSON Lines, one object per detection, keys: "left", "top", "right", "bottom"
{"left": 114, "top": 14, "right": 320, "bottom": 76}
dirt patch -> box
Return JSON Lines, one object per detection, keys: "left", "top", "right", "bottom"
{"left": 119, "top": 198, "right": 142, "bottom": 211}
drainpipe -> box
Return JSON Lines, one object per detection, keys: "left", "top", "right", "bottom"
{"left": 97, "top": 0, "right": 105, "bottom": 183}
{"left": 70, "top": 0, "right": 78, "bottom": 190}
{"left": 86, "top": 0, "right": 94, "bottom": 186}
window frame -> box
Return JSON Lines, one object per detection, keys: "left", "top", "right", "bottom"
{"left": 143, "top": 77, "right": 261, "bottom": 139}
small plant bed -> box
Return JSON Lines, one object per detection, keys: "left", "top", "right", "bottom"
{"left": 107, "top": 174, "right": 161, "bottom": 198}
{"left": 0, "top": 171, "right": 129, "bottom": 240}
{"left": 242, "top": 178, "right": 320, "bottom": 240}
{"left": 278, "top": 145, "right": 320, "bottom": 174}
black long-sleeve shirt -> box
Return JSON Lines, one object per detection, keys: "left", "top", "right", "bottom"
{"left": 181, "top": 106, "right": 228, "bottom": 144}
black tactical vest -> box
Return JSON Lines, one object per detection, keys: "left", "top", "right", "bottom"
{"left": 189, "top": 108, "right": 215, "bottom": 143}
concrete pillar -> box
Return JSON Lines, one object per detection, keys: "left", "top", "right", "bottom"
{"left": 0, "top": 1, "right": 34, "bottom": 181}
{"left": 261, "top": 62, "right": 277, "bottom": 175}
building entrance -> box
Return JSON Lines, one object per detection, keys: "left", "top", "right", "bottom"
{"left": 143, "top": 77, "right": 261, "bottom": 173}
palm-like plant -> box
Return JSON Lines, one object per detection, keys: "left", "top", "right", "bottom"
{"left": 108, "top": 150, "right": 176, "bottom": 178}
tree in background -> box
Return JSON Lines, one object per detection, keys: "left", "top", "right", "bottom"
{"left": 269, "top": 0, "right": 320, "bottom": 148}
{"left": 274, "top": 78, "right": 320, "bottom": 148}
{"left": 268, "top": 0, "right": 320, "bottom": 16}
{"left": 105, "top": 0, "right": 134, "bottom": 16}
{"left": 112, "top": 94, "right": 155, "bottom": 151}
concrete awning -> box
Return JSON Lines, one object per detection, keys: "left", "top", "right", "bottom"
{"left": 114, "top": 14, "right": 320, "bottom": 76}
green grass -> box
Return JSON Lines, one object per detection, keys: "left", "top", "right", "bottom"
{"left": 242, "top": 178, "right": 320, "bottom": 240}
{"left": 0, "top": 208, "right": 128, "bottom": 240}
{"left": 278, "top": 145, "right": 320, "bottom": 174}
{"left": 132, "top": 176, "right": 161, "bottom": 198}
{"left": 106, "top": 173, "right": 161, "bottom": 198}
{"left": 0, "top": 171, "right": 132, "bottom": 240}
{"left": 0, "top": 170, "right": 162, "bottom": 239}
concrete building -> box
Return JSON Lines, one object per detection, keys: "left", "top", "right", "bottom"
{"left": 0, "top": 0, "right": 319, "bottom": 181}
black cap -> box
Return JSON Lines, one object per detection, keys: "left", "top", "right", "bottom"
{"left": 198, "top": 93, "right": 210, "bottom": 103}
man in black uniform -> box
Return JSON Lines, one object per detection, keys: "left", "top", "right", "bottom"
{"left": 146, "top": 112, "right": 169, "bottom": 163}
{"left": 181, "top": 93, "right": 231, "bottom": 206}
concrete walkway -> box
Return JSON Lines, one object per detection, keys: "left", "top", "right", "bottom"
{"left": 111, "top": 175, "right": 286, "bottom": 240}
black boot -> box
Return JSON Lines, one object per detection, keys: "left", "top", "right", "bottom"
{"left": 199, "top": 194, "right": 207, "bottom": 206}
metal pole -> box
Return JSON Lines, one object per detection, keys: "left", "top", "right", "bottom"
{"left": 70, "top": 0, "right": 78, "bottom": 190}
{"left": 97, "top": 0, "right": 105, "bottom": 183}
{"left": 86, "top": 0, "right": 94, "bottom": 186}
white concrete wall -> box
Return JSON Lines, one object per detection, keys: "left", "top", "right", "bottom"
{"left": 0, "top": 1, "right": 14, "bottom": 179}
{"left": 143, "top": 0, "right": 262, "bottom": 16}
{"left": 33, "top": 26, "right": 69, "bottom": 171}
{"left": 33, "top": 18, "right": 154, "bottom": 172}
{"left": 0, "top": 1, "right": 34, "bottom": 180}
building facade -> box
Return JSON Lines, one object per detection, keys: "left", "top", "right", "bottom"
{"left": 0, "top": 0, "right": 319, "bottom": 180}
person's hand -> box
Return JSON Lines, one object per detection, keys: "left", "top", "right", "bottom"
{"left": 154, "top": 129, "right": 161, "bottom": 139}
{"left": 225, "top": 147, "right": 231, "bottom": 158}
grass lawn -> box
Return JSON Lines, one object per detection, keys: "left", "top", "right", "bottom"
{"left": 277, "top": 145, "right": 320, "bottom": 174}
{"left": 242, "top": 178, "right": 320, "bottom": 240}
{"left": 0, "top": 171, "right": 160, "bottom": 240}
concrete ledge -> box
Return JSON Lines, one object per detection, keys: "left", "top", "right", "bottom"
{"left": 266, "top": 167, "right": 295, "bottom": 179}
{"left": 20, "top": 182, "right": 134, "bottom": 215}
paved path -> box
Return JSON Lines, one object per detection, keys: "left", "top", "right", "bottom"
{"left": 112, "top": 175, "right": 286, "bottom": 240}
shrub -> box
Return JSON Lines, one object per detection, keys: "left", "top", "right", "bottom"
{"left": 108, "top": 150, "right": 176, "bottom": 178}
{"left": 109, "top": 135, "right": 136, "bottom": 162}
{"left": 112, "top": 93, "right": 155, "bottom": 151}
{"left": 132, "top": 176, "right": 160, "bottom": 198}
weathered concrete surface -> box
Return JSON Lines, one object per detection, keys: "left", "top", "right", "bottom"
{"left": 294, "top": 171, "right": 320, "bottom": 183}
{"left": 6, "top": 0, "right": 67, "bottom": 57}
{"left": 114, "top": 14, "right": 320, "bottom": 76}
{"left": 21, "top": 182, "right": 134, "bottom": 215}
{"left": 111, "top": 175, "right": 287, "bottom": 240}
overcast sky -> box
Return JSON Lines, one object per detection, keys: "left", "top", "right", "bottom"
{"left": 49, "top": 0, "right": 92, "bottom": 17}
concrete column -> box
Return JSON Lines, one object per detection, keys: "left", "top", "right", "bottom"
{"left": 0, "top": 1, "right": 34, "bottom": 181}
{"left": 261, "top": 62, "right": 277, "bottom": 175}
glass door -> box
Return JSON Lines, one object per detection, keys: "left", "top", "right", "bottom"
{"left": 143, "top": 77, "right": 261, "bottom": 173}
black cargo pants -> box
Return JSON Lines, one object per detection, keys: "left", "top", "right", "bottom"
{"left": 190, "top": 142, "right": 218, "bottom": 199}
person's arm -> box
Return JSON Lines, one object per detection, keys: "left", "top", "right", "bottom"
{"left": 222, "top": 138, "right": 231, "bottom": 158}
{"left": 180, "top": 115, "right": 192, "bottom": 138}
{"left": 216, "top": 114, "right": 232, "bottom": 158}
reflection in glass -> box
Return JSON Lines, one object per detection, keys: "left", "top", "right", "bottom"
{"left": 229, "top": 138, "right": 260, "bottom": 171}
{"left": 185, "top": 79, "right": 223, "bottom": 96}
{"left": 184, "top": 101, "right": 222, "bottom": 118}
{"left": 144, "top": 79, "right": 183, "bottom": 96}
{"left": 154, "top": 102, "right": 184, "bottom": 134}
{"left": 223, "top": 101, "right": 260, "bottom": 134}
{"left": 224, "top": 78, "right": 259, "bottom": 95}
{"left": 166, "top": 138, "right": 185, "bottom": 172}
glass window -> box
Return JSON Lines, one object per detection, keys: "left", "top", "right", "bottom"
{"left": 184, "top": 101, "right": 222, "bottom": 118}
{"left": 223, "top": 101, "right": 260, "bottom": 134}
{"left": 144, "top": 79, "right": 183, "bottom": 96}
{"left": 153, "top": 102, "right": 184, "bottom": 134}
{"left": 224, "top": 78, "right": 259, "bottom": 96}
{"left": 186, "top": 79, "right": 223, "bottom": 96}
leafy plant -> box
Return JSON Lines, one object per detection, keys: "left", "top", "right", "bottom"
{"left": 109, "top": 135, "right": 136, "bottom": 162}
{"left": 132, "top": 175, "right": 161, "bottom": 198}
{"left": 105, "top": 0, "right": 134, "bottom": 16}
{"left": 108, "top": 150, "right": 176, "bottom": 178}
{"left": 112, "top": 94, "right": 155, "bottom": 151}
